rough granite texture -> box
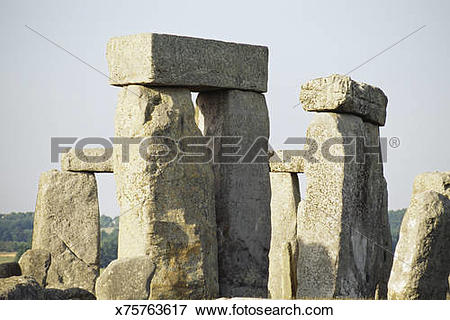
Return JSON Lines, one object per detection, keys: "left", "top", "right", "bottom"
{"left": 196, "top": 90, "right": 271, "bottom": 298}
{"left": 96, "top": 256, "right": 156, "bottom": 300}
{"left": 113, "top": 86, "right": 218, "bottom": 299}
{"left": 388, "top": 191, "right": 450, "bottom": 300}
{"left": 269, "top": 151, "right": 304, "bottom": 173}
{"left": 297, "top": 112, "right": 391, "bottom": 299}
{"left": 299, "top": 74, "right": 388, "bottom": 126}
{"left": 106, "top": 33, "right": 268, "bottom": 92}
{"left": 61, "top": 148, "right": 113, "bottom": 173}
{"left": 32, "top": 170, "right": 100, "bottom": 293}
{"left": 268, "top": 172, "right": 300, "bottom": 299}
{"left": 0, "top": 262, "right": 21, "bottom": 279}
{"left": 412, "top": 171, "right": 450, "bottom": 199}
{"left": 18, "top": 249, "right": 51, "bottom": 286}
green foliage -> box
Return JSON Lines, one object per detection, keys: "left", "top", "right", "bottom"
{"left": 0, "top": 212, "right": 34, "bottom": 242}
{"left": 0, "top": 212, "right": 33, "bottom": 257}
{"left": 100, "top": 228, "right": 118, "bottom": 268}
{"left": 388, "top": 208, "right": 407, "bottom": 251}
{"left": 100, "top": 215, "right": 119, "bottom": 228}
{"left": 14, "top": 242, "right": 31, "bottom": 262}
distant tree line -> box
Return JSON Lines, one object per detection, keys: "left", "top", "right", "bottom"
{"left": 0, "top": 211, "right": 119, "bottom": 265}
{"left": 388, "top": 208, "right": 407, "bottom": 250}
{"left": 1, "top": 209, "right": 406, "bottom": 266}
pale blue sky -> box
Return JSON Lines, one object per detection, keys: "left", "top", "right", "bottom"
{"left": 0, "top": 0, "right": 449, "bottom": 215}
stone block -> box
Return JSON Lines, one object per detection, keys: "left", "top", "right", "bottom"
{"left": 61, "top": 148, "right": 113, "bottom": 173}
{"left": 300, "top": 74, "right": 388, "bottom": 126}
{"left": 107, "top": 33, "right": 268, "bottom": 92}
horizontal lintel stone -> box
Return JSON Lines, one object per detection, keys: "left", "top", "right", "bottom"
{"left": 269, "top": 150, "right": 304, "bottom": 173}
{"left": 299, "top": 74, "right": 388, "bottom": 126}
{"left": 106, "top": 33, "right": 268, "bottom": 92}
{"left": 61, "top": 148, "right": 113, "bottom": 173}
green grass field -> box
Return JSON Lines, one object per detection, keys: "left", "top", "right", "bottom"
{"left": 0, "top": 252, "right": 16, "bottom": 263}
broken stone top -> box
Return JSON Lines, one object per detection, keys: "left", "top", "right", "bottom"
{"left": 300, "top": 74, "right": 388, "bottom": 126}
{"left": 413, "top": 171, "right": 450, "bottom": 199}
{"left": 106, "top": 33, "right": 268, "bottom": 92}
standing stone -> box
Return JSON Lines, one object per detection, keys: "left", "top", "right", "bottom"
{"left": 113, "top": 85, "right": 218, "bottom": 299}
{"left": 297, "top": 112, "right": 389, "bottom": 298}
{"left": 388, "top": 190, "right": 450, "bottom": 299}
{"left": 32, "top": 170, "right": 100, "bottom": 293}
{"left": 18, "top": 249, "right": 51, "bottom": 287}
{"left": 96, "top": 256, "right": 155, "bottom": 300}
{"left": 196, "top": 89, "right": 271, "bottom": 297}
{"left": 362, "top": 122, "right": 393, "bottom": 299}
{"left": 106, "top": 33, "right": 268, "bottom": 92}
{"left": 411, "top": 172, "right": 450, "bottom": 298}
{"left": 268, "top": 172, "right": 300, "bottom": 299}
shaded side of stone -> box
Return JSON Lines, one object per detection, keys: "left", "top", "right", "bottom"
{"left": 0, "top": 262, "right": 21, "bottom": 279}
{"left": 0, "top": 276, "right": 41, "bottom": 300}
{"left": 197, "top": 90, "right": 271, "bottom": 298}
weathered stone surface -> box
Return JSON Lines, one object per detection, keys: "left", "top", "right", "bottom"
{"left": 32, "top": 170, "right": 100, "bottom": 293}
{"left": 362, "top": 122, "right": 393, "bottom": 300}
{"left": 297, "top": 112, "right": 391, "bottom": 298}
{"left": 269, "top": 151, "right": 304, "bottom": 173}
{"left": 61, "top": 148, "right": 113, "bottom": 173}
{"left": 0, "top": 276, "right": 41, "bottom": 300}
{"left": 18, "top": 249, "right": 51, "bottom": 286}
{"left": 113, "top": 86, "right": 218, "bottom": 299}
{"left": 268, "top": 172, "right": 300, "bottom": 299}
{"left": 300, "top": 74, "right": 388, "bottom": 126}
{"left": 388, "top": 191, "right": 450, "bottom": 299}
{"left": 0, "top": 262, "right": 21, "bottom": 278}
{"left": 96, "top": 256, "right": 155, "bottom": 300}
{"left": 196, "top": 90, "right": 271, "bottom": 297}
{"left": 280, "top": 241, "right": 297, "bottom": 299}
{"left": 412, "top": 171, "right": 450, "bottom": 199}
{"left": 107, "top": 33, "right": 268, "bottom": 92}
{"left": 41, "top": 287, "right": 96, "bottom": 300}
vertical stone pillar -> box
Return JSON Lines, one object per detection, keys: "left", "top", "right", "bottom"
{"left": 388, "top": 171, "right": 450, "bottom": 299}
{"left": 106, "top": 32, "right": 269, "bottom": 299}
{"left": 113, "top": 85, "right": 218, "bottom": 299}
{"left": 196, "top": 90, "right": 271, "bottom": 297}
{"left": 268, "top": 171, "right": 300, "bottom": 299}
{"left": 32, "top": 169, "right": 100, "bottom": 293}
{"left": 297, "top": 75, "right": 391, "bottom": 298}
{"left": 362, "top": 122, "right": 392, "bottom": 299}
{"left": 388, "top": 190, "right": 450, "bottom": 299}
